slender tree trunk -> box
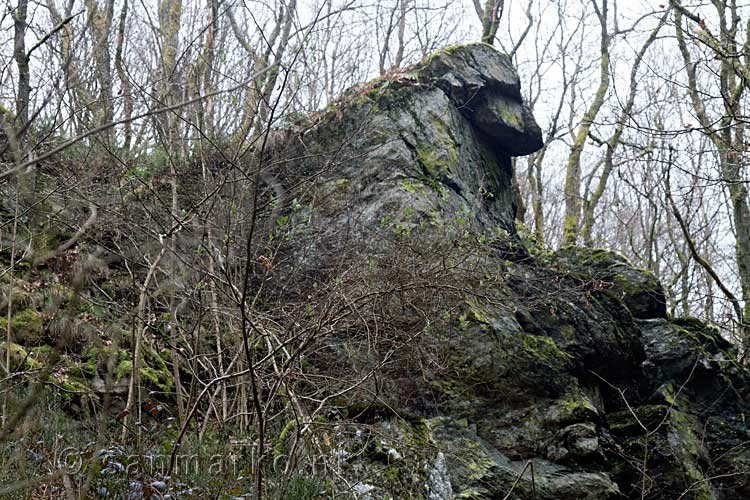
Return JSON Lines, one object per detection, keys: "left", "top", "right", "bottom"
{"left": 580, "top": 9, "right": 667, "bottom": 244}
{"left": 115, "top": 0, "right": 133, "bottom": 151}
{"left": 12, "top": 0, "right": 36, "bottom": 218}
{"left": 476, "top": 0, "right": 504, "bottom": 45}
{"left": 157, "top": 0, "right": 183, "bottom": 144}
{"left": 85, "top": 0, "right": 115, "bottom": 132}
{"left": 123, "top": 247, "right": 166, "bottom": 440}
{"left": 393, "top": 0, "right": 408, "bottom": 69}
{"left": 13, "top": 0, "right": 30, "bottom": 129}
{"left": 562, "top": 0, "right": 610, "bottom": 245}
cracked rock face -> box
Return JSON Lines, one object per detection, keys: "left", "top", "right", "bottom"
{"left": 419, "top": 44, "right": 543, "bottom": 156}
{"left": 265, "top": 43, "right": 750, "bottom": 499}
{"left": 282, "top": 43, "right": 544, "bottom": 261}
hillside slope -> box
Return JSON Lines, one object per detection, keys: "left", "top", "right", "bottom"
{"left": 2, "top": 43, "right": 749, "bottom": 499}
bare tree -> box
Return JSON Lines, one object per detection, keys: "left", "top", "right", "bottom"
{"left": 562, "top": 0, "right": 611, "bottom": 245}
{"left": 12, "top": 0, "right": 30, "bottom": 130}
{"left": 580, "top": 8, "right": 669, "bottom": 245}
{"left": 473, "top": 0, "right": 504, "bottom": 45}
{"left": 667, "top": 0, "right": 750, "bottom": 345}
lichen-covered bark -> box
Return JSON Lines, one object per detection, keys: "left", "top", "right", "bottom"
{"left": 562, "top": 0, "right": 610, "bottom": 245}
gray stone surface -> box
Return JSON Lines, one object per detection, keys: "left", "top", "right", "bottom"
{"left": 264, "top": 43, "right": 750, "bottom": 499}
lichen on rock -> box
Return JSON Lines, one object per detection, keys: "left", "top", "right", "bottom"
{"left": 5, "top": 41, "right": 750, "bottom": 500}
{"left": 280, "top": 43, "right": 750, "bottom": 499}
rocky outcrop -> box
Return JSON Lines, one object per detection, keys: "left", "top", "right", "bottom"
{"left": 13, "top": 42, "right": 747, "bottom": 499}
{"left": 264, "top": 43, "right": 750, "bottom": 499}
{"left": 418, "top": 44, "right": 543, "bottom": 156}
{"left": 275, "top": 44, "right": 543, "bottom": 255}
{"left": 557, "top": 247, "right": 667, "bottom": 319}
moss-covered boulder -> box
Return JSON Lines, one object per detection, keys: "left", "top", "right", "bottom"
{"left": 258, "top": 43, "right": 750, "bottom": 499}
{"left": 556, "top": 247, "right": 667, "bottom": 319}
{"left": 605, "top": 406, "right": 721, "bottom": 499}
{"left": 429, "top": 417, "right": 622, "bottom": 500}
{"left": 81, "top": 343, "right": 174, "bottom": 396}
{"left": 639, "top": 317, "right": 740, "bottom": 401}
{"left": 0, "top": 342, "right": 40, "bottom": 371}
{"left": 0, "top": 308, "right": 44, "bottom": 346}
{"left": 279, "top": 41, "right": 545, "bottom": 275}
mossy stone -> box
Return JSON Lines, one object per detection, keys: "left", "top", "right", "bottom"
{"left": 0, "top": 342, "right": 40, "bottom": 371}
{"left": 0, "top": 308, "right": 44, "bottom": 346}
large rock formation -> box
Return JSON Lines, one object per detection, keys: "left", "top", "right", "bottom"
{"left": 8, "top": 43, "right": 747, "bottom": 499}
{"left": 262, "top": 43, "right": 750, "bottom": 499}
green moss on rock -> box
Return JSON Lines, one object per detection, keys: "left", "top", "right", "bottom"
{"left": 79, "top": 343, "right": 173, "bottom": 394}
{"left": 0, "top": 308, "right": 44, "bottom": 346}
{"left": 0, "top": 342, "right": 42, "bottom": 371}
{"left": 555, "top": 246, "right": 666, "bottom": 319}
